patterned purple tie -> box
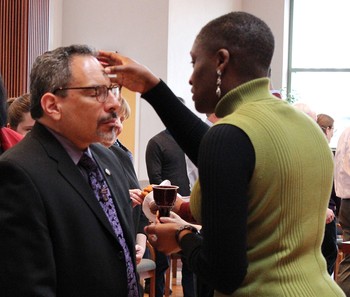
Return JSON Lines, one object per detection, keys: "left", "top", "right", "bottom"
{"left": 79, "top": 152, "right": 139, "bottom": 297}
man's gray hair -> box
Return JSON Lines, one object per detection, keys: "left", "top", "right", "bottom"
{"left": 30, "top": 44, "right": 96, "bottom": 119}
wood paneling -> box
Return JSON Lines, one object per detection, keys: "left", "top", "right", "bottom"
{"left": 0, "top": 0, "right": 49, "bottom": 97}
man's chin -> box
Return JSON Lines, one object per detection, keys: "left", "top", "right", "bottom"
{"left": 97, "top": 130, "right": 116, "bottom": 147}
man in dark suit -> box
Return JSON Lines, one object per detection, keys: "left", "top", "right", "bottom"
{"left": 0, "top": 45, "right": 140, "bottom": 297}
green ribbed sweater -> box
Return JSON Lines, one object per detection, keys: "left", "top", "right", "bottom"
{"left": 191, "top": 78, "right": 345, "bottom": 296}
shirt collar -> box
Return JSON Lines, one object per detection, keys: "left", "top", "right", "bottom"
{"left": 45, "top": 127, "right": 91, "bottom": 165}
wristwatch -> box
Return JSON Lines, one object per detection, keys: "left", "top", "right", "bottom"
{"left": 175, "top": 225, "right": 199, "bottom": 245}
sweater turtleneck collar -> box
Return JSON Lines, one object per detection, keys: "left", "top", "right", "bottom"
{"left": 215, "top": 78, "right": 271, "bottom": 118}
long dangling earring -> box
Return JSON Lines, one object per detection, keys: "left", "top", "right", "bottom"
{"left": 216, "top": 70, "right": 222, "bottom": 98}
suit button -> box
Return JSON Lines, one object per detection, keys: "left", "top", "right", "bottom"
{"left": 118, "top": 251, "right": 124, "bottom": 259}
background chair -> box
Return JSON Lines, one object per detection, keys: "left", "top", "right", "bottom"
{"left": 137, "top": 240, "right": 156, "bottom": 297}
{"left": 164, "top": 252, "right": 182, "bottom": 297}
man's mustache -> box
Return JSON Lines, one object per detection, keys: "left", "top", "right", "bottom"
{"left": 98, "top": 112, "right": 118, "bottom": 124}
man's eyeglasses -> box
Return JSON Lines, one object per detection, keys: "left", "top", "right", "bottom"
{"left": 53, "top": 84, "right": 121, "bottom": 103}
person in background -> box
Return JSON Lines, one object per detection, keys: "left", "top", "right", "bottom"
{"left": 186, "top": 112, "right": 219, "bottom": 190}
{"left": 0, "top": 75, "right": 23, "bottom": 154}
{"left": 101, "top": 95, "right": 146, "bottom": 209}
{"left": 268, "top": 67, "right": 281, "bottom": 99}
{"left": 294, "top": 107, "right": 339, "bottom": 274}
{"left": 334, "top": 126, "right": 350, "bottom": 295}
{"left": 101, "top": 107, "right": 149, "bottom": 294}
{"left": 0, "top": 45, "right": 140, "bottom": 297}
{"left": 317, "top": 114, "right": 335, "bottom": 143}
{"left": 145, "top": 102, "right": 194, "bottom": 297}
{"left": 112, "top": 96, "right": 134, "bottom": 162}
{"left": 100, "top": 98, "right": 148, "bottom": 265}
{"left": 98, "top": 11, "right": 345, "bottom": 296}
{"left": 317, "top": 113, "right": 339, "bottom": 275}
{"left": 7, "top": 93, "right": 35, "bottom": 136}
{"left": 293, "top": 102, "right": 317, "bottom": 121}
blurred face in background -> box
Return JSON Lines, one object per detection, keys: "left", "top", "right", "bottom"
{"left": 316, "top": 114, "right": 335, "bottom": 144}
{"left": 325, "top": 126, "right": 335, "bottom": 143}
{"left": 15, "top": 112, "right": 35, "bottom": 135}
{"left": 7, "top": 93, "right": 35, "bottom": 136}
{"left": 116, "top": 113, "right": 124, "bottom": 137}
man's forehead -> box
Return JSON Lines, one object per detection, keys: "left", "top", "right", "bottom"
{"left": 70, "top": 55, "right": 101, "bottom": 69}
{"left": 70, "top": 55, "right": 109, "bottom": 82}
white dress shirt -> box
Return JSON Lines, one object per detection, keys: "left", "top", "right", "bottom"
{"left": 185, "top": 117, "right": 215, "bottom": 190}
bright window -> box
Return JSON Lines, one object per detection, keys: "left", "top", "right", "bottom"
{"left": 288, "top": 0, "right": 350, "bottom": 147}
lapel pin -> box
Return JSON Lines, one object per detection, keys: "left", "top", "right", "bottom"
{"left": 105, "top": 168, "right": 111, "bottom": 176}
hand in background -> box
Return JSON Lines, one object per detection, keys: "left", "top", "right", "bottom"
{"left": 141, "top": 184, "right": 153, "bottom": 197}
{"left": 135, "top": 244, "right": 145, "bottom": 265}
{"left": 149, "top": 200, "right": 158, "bottom": 214}
{"left": 325, "top": 208, "right": 335, "bottom": 224}
{"left": 129, "top": 189, "right": 144, "bottom": 208}
{"left": 171, "top": 195, "right": 187, "bottom": 214}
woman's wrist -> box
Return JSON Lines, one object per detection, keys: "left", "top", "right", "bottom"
{"left": 175, "top": 225, "right": 199, "bottom": 245}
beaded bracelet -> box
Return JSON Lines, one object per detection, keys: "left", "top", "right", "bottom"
{"left": 175, "top": 225, "right": 199, "bottom": 245}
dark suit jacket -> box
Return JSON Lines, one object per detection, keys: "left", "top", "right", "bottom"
{"left": 0, "top": 123, "right": 139, "bottom": 297}
{"left": 109, "top": 144, "right": 148, "bottom": 235}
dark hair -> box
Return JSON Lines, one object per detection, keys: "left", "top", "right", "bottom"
{"left": 30, "top": 44, "right": 96, "bottom": 119}
{"left": 0, "top": 74, "right": 7, "bottom": 127}
{"left": 7, "top": 93, "right": 31, "bottom": 130}
{"left": 196, "top": 11, "right": 274, "bottom": 78}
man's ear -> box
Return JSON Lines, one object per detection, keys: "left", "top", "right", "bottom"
{"left": 216, "top": 48, "right": 230, "bottom": 73}
{"left": 41, "top": 93, "right": 62, "bottom": 120}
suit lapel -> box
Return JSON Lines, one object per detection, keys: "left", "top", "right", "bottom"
{"left": 91, "top": 146, "right": 136, "bottom": 252}
{"left": 57, "top": 160, "right": 118, "bottom": 239}
{"left": 32, "top": 123, "right": 119, "bottom": 240}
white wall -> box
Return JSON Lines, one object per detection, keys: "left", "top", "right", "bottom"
{"left": 167, "top": 0, "right": 242, "bottom": 116}
{"left": 243, "top": 0, "right": 288, "bottom": 90}
{"left": 49, "top": 0, "right": 62, "bottom": 49}
{"left": 49, "top": 0, "right": 287, "bottom": 180}
{"left": 166, "top": 0, "right": 288, "bottom": 105}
